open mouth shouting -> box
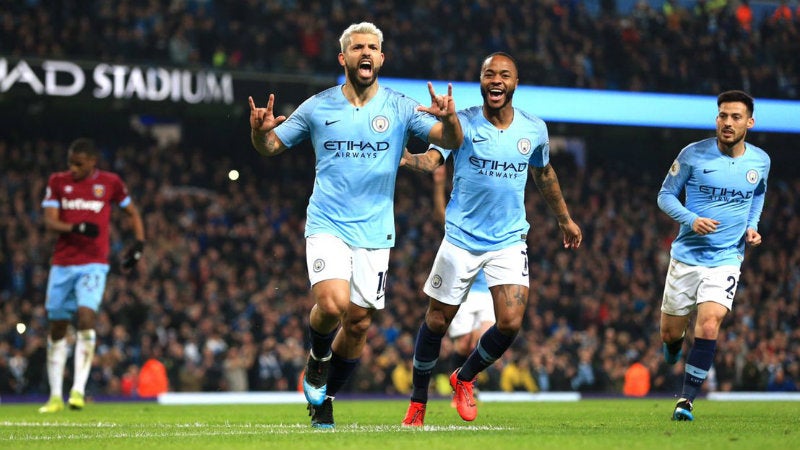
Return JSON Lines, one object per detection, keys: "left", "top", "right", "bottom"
{"left": 358, "top": 59, "right": 373, "bottom": 79}
{"left": 487, "top": 87, "right": 505, "bottom": 103}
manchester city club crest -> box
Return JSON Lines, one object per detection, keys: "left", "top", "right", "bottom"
{"left": 517, "top": 138, "right": 532, "bottom": 155}
{"left": 746, "top": 169, "right": 759, "bottom": 184}
{"left": 431, "top": 274, "right": 442, "bottom": 288}
{"left": 313, "top": 259, "right": 325, "bottom": 272}
{"left": 371, "top": 115, "right": 389, "bottom": 133}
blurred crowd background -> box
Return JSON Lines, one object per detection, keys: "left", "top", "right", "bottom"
{"left": 1, "top": 0, "right": 799, "bottom": 400}
{"left": 2, "top": 0, "right": 799, "bottom": 98}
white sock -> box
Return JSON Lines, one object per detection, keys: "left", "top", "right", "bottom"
{"left": 71, "top": 329, "right": 96, "bottom": 395}
{"left": 47, "top": 337, "right": 68, "bottom": 398}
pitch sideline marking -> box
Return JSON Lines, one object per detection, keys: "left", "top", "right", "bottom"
{"left": 0, "top": 421, "right": 512, "bottom": 441}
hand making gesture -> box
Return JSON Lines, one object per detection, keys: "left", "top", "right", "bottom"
{"left": 249, "top": 94, "right": 287, "bottom": 134}
{"left": 417, "top": 82, "right": 456, "bottom": 119}
{"left": 248, "top": 94, "right": 288, "bottom": 156}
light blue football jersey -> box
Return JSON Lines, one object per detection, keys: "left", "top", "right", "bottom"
{"left": 657, "top": 137, "right": 770, "bottom": 267}
{"left": 435, "top": 105, "right": 549, "bottom": 252}
{"left": 274, "top": 85, "right": 439, "bottom": 248}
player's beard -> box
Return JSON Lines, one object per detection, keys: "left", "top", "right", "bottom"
{"left": 480, "top": 85, "right": 515, "bottom": 111}
{"left": 346, "top": 61, "right": 380, "bottom": 88}
{"left": 717, "top": 127, "right": 745, "bottom": 147}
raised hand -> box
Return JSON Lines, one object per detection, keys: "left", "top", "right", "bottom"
{"left": 249, "top": 94, "right": 287, "bottom": 133}
{"left": 417, "top": 82, "right": 456, "bottom": 118}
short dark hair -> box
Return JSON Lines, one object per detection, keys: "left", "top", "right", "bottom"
{"left": 68, "top": 138, "right": 99, "bottom": 158}
{"left": 483, "top": 52, "right": 519, "bottom": 77}
{"left": 717, "top": 90, "right": 754, "bottom": 116}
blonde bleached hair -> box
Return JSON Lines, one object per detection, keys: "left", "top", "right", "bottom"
{"left": 339, "top": 22, "right": 383, "bottom": 53}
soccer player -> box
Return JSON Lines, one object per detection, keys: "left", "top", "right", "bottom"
{"left": 431, "top": 165, "right": 495, "bottom": 389}
{"left": 657, "top": 90, "right": 770, "bottom": 421}
{"left": 248, "top": 22, "right": 463, "bottom": 429}
{"left": 399, "top": 52, "right": 581, "bottom": 426}
{"left": 38, "top": 138, "right": 145, "bottom": 413}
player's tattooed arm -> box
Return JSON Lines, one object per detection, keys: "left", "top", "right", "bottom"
{"left": 249, "top": 94, "right": 288, "bottom": 156}
{"left": 400, "top": 148, "right": 444, "bottom": 173}
{"left": 532, "top": 164, "right": 582, "bottom": 249}
{"left": 250, "top": 129, "right": 286, "bottom": 156}
{"left": 532, "top": 164, "right": 570, "bottom": 222}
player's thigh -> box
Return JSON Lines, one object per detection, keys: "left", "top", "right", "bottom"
{"left": 697, "top": 264, "right": 740, "bottom": 311}
{"left": 307, "top": 233, "right": 353, "bottom": 285}
{"left": 423, "top": 240, "right": 483, "bottom": 306}
{"left": 350, "top": 246, "right": 390, "bottom": 309}
{"left": 483, "top": 244, "right": 529, "bottom": 327}
{"left": 74, "top": 264, "right": 109, "bottom": 313}
{"left": 661, "top": 259, "right": 701, "bottom": 316}
{"left": 307, "top": 234, "right": 354, "bottom": 312}
{"left": 45, "top": 265, "right": 78, "bottom": 321}
{"left": 482, "top": 243, "right": 530, "bottom": 289}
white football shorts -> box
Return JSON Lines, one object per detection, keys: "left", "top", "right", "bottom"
{"left": 661, "top": 258, "right": 741, "bottom": 316}
{"left": 423, "top": 239, "right": 529, "bottom": 306}
{"left": 447, "top": 288, "right": 495, "bottom": 339}
{"left": 306, "top": 233, "right": 390, "bottom": 309}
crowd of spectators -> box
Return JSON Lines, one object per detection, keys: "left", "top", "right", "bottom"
{"left": 1, "top": 0, "right": 799, "bottom": 400}
{"left": 1, "top": 127, "right": 798, "bottom": 399}
{"left": 1, "top": 0, "right": 799, "bottom": 99}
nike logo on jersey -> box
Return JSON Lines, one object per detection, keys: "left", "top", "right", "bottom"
{"left": 703, "top": 169, "right": 718, "bottom": 173}
{"left": 325, "top": 120, "right": 340, "bottom": 126}
{"left": 472, "top": 136, "right": 488, "bottom": 143}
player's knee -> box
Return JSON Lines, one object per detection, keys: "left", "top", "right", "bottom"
{"left": 314, "top": 294, "right": 348, "bottom": 318}
{"left": 344, "top": 314, "right": 371, "bottom": 337}
{"left": 696, "top": 321, "right": 721, "bottom": 340}
{"left": 661, "top": 328, "right": 682, "bottom": 343}
{"left": 424, "top": 309, "right": 451, "bottom": 334}
{"left": 49, "top": 320, "right": 69, "bottom": 340}
{"left": 495, "top": 318, "right": 521, "bottom": 336}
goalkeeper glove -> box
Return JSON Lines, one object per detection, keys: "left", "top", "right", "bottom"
{"left": 71, "top": 222, "right": 100, "bottom": 237}
{"left": 121, "top": 240, "right": 145, "bottom": 270}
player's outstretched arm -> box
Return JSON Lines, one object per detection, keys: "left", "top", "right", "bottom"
{"left": 531, "top": 164, "right": 582, "bottom": 249}
{"left": 418, "top": 82, "right": 463, "bottom": 150}
{"left": 249, "top": 94, "right": 288, "bottom": 156}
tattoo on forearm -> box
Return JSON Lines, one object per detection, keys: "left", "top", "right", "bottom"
{"left": 534, "top": 166, "right": 569, "bottom": 219}
{"left": 406, "top": 155, "right": 430, "bottom": 172}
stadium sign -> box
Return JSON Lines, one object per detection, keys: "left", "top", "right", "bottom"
{"left": 0, "top": 57, "right": 234, "bottom": 105}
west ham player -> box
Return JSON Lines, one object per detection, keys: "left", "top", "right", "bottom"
{"left": 38, "top": 138, "right": 145, "bottom": 413}
{"left": 248, "top": 22, "right": 462, "bottom": 428}
{"left": 400, "top": 52, "right": 581, "bottom": 426}
{"left": 658, "top": 90, "right": 770, "bottom": 421}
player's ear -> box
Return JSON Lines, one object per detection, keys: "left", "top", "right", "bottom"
{"left": 747, "top": 116, "right": 755, "bottom": 129}
{"left": 338, "top": 53, "right": 345, "bottom": 67}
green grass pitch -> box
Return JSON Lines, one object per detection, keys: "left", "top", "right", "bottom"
{"left": 1, "top": 399, "right": 798, "bottom": 450}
